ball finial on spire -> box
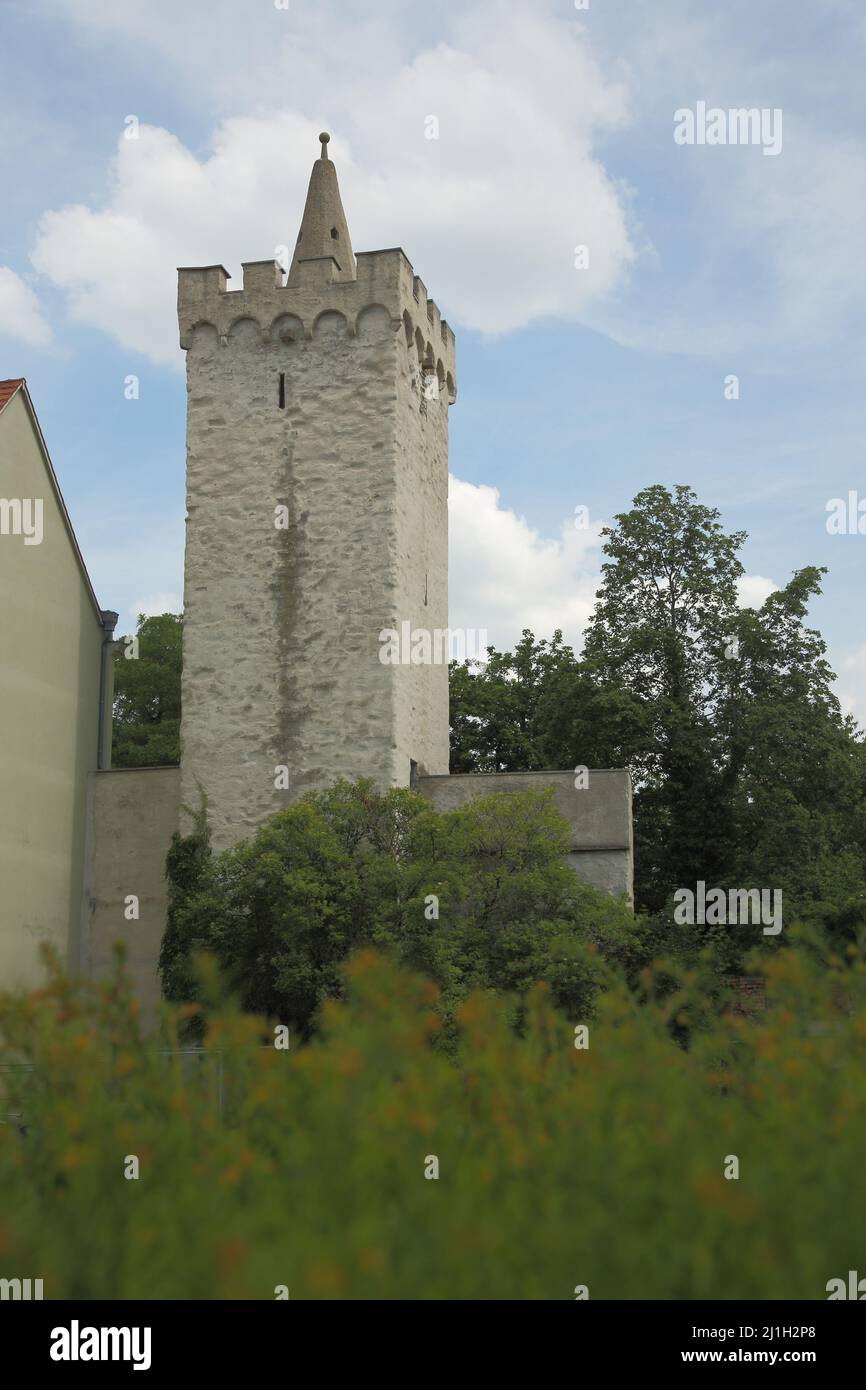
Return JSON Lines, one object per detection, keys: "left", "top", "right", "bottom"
{"left": 319, "top": 131, "right": 330, "bottom": 160}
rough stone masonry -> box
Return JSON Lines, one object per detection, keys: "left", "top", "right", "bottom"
{"left": 177, "top": 132, "right": 454, "bottom": 848}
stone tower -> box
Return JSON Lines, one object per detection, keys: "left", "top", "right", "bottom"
{"left": 177, "top": 134, "right": 456, "bottom": 849}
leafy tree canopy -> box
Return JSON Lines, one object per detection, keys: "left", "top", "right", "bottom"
{"left": 160, "top": 780, "right": 642, "bottom": 1040}
{"left": 112, "top": 612, "right": 182, "bottom": 768}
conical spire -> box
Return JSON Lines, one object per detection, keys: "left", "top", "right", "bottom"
{"left": 288, "top": 132, "right": 357, "bottom": 285}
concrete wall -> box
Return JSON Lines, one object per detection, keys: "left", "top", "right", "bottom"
{"left": 0, "top": 390, "right": 105, "bottom": 987}
{"left": 80, "top": 766, "right": 180, "bottom": 1020}
{"left": 417, "top": 769, "right": 633, "bottom": 902}
{"left": 178, "top": 251, "right": 453, "bottom": 850}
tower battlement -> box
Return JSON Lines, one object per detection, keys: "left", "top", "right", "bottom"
{"left": 178, "top": 248, "right": 456, "bottom": 399}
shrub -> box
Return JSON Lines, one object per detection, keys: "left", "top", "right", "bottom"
{"left": 0, "top": 938, "right": 864, "bottom": 1299}
{"left": 160, "top": 780, "right": 641, "bottom": 1039}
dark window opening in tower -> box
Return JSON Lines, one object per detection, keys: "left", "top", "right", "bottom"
{"left": 278, "top": 373, "right": 286, "bottom": 409}
{"left": 330, "top": 227, "right": 339, "bottom": 239}
{"left": 410, "top": 759, "right": 419, "bottom": 790}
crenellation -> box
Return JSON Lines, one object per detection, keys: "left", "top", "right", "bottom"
{"left": 178, "top": 263, "right": 230, "bottom": 290}
{"left": 412, "top": 273, "right": 428, "bottom": 307}
{"left": 242, "top": 259, "right": 284, "bottom": 293}
{"left": 177, "top": 270, "right": 456, "bottom": 380}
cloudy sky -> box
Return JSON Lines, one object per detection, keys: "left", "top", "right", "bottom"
{"left": 1, "top": 0, "right": 864, "bottom": 718}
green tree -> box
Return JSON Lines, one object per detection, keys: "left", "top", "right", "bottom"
{"left": 449, "top": 484, "right": 866, "bottom": 937}
{"left": 581, "top": 484, "right": 746, "bottom": 910}
{"left": 158, "top": 792, "right": 211, "bottom": 1010}
{"left": 449, "top": 631, "right": 575, "bottom": 771}
{"left": 160, "top": 779, "right": 641, "bottom": 1039}
{"left": 112, "top": 612, "right": 182, "bottom": 767}
{"left": 449, "top": 631, "right": 649, "bottom": 778}
{"left": 717, "top": 566, "right": 866, "bottom": 919}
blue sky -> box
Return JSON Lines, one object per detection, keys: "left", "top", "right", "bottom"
{"left": 1, "top": 0, "right": 864, "bottom": 719}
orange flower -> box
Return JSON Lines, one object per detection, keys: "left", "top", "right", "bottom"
{"left": 335, "top": 1048, "right": 362, "bottom": 1077}
{"left": 307, "top": 1262, "right": 345, "bottom": 1294}
{"left": 691, "top": 1174, "right": 727, "bottom": 1206}
{"left": 217, "top": 1239, "right": 246, "bottom": 1274}
{"left": 359, "top": 1247, "right": 386, "bottom": 1274}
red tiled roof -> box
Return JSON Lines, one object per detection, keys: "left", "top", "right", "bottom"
{"left": 0, "top": 378, "right": 25, "bottom": 413}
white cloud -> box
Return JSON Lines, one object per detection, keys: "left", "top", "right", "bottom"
{"left": 30, "top": 120, "right": 297, "bottom": 366}
{"left": 0, "top": 267, "right": 51, "bottom": 346}
{"left": 28, "top": 0, "right": 866, "bottom": 362}
{"left": 29, "top": 7, "right": 636, "bottom": 364}
{"left": 129, "top": 591, "right": 182, "bottom": 620}
{"left": 737, "top": 574, "right": 778, "bottom": 609}
{"left": 449, "top": 475, "right": 603, "bottom": 652}
{"left": 836, "top": 643, "right": 866, "bottom": 728}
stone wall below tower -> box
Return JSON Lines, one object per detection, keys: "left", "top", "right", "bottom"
{"left": 416, "top": 770, "right": 633, "bottom": 903}
{"left": 80, "top": 767, "right": 180, "bottom": 1023}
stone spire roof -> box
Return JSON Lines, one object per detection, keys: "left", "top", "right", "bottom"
{"left": 287, "top": 132, "right": 357, "bottom": 286}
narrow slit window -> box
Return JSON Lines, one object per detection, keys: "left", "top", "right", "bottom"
{"left": 278, "top": 373, "right": 286, "bottom": 409}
